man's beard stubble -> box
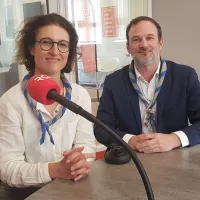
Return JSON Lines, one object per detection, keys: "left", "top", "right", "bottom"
{"left": 133, "top": 49, "right": 160, "bottom": 68}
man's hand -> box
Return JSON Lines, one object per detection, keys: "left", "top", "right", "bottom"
{"left": 48, "top": 147, "right": 95, "bottom": 181}
{"left": 128, "top": 133, "right": 181, "bottom": 153}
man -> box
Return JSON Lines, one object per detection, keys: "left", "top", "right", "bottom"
{"left": 94, "top": 16, "right": 200, "bottom": 153}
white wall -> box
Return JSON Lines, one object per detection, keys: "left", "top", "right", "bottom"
{"left": 152, "top": 0, "right": 200, "bottom": 76}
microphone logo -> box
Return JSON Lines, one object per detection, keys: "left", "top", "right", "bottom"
{"left": 34, "top": 75, "right": 51, "bottom": 81}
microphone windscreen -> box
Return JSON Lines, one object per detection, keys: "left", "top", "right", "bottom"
{"left": 27, "top": 74, "right": 60, "bottom": 105}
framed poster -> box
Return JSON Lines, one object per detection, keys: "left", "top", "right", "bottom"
{"left": 101, "top": 6, "right": 118, "bottom": 38}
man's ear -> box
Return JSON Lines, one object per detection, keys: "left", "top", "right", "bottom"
{"left": 126, "top": 41, "right": 131, "bottom": 54}
{"left": 159, "top": 37, "right": 164, "bottom": 50}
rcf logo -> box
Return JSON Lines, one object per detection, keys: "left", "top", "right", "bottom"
{"left": 34, "top": 75, "right": 51, "bottom": 81}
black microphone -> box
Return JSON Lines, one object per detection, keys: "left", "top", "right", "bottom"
{"left": 27, "top": 75, "right": 155, "bottom": 200}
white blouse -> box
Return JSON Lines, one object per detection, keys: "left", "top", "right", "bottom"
{"left": 0, "top": 81, "right": 96, "bottom": 188}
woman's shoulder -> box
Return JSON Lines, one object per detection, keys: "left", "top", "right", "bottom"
{"left": 0, "top": 82, "right": 25, "bottom": 105}
{"left": 70, "top": 83, "right": 91, "bottom": 105}
{"left": 71, "top": 83, "right": 90, "bottom": 97}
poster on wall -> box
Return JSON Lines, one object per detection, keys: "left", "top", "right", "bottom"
{"left": 101, "top": 6, "right": 118, "bottom": 38}
{"left": 81, "top": 44, "right": 96, "bottom": 72}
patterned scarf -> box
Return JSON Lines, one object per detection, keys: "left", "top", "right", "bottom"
{"left": 22, "top": 73, "right": 72, "bottom": 145}
{"left": 129, "top": 59, "right": 167, "bottom": 132}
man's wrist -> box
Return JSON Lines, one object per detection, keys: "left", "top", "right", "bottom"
{"left": 173, "top": 131, "right": 189, "bottom": 147}
{"left": 123, "top": 133, "right": 135, "bottom": 144}
{"left": 128, "top": 136, "right": 137, "bottom": 150}
{"left": 171, "top": 133, "right": 182, "bottom": 148}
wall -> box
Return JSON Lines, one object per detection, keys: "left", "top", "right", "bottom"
{"left": 22, "top": 0, "right": 47, "bottom": 14}
{"left": 19, "top": 0, "right": 48, "bottom": 80}
{"left": 0, "top": 0, "right": 15, "bottom": 68}
{"left": 0, "top": 0, "right": 47, "bottom": 69}
{"left": 152, "top": 0, "right": 200, "bottom": 75}
{"left": 0, "top": 0, "right": 48, "bottom": 96}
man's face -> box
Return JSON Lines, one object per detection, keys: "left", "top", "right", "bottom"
{"left": 127, "top": 20, "right": 163, "bottom": 67}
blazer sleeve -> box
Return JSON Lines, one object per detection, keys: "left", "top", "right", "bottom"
{"left": 94, "top": 76, "right": 127, "bottom": 147}
{"left": 182, "top": 68, "right": 200, "bottom": 146}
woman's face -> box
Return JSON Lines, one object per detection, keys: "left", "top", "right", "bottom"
{"left": 30, "top": 24, "right": 70, "bottom": 77}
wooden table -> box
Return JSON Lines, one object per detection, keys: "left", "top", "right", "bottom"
{"left": 26, "top": 146, "right": 200, "bottom": 200}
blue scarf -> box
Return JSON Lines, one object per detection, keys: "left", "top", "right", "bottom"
{"left": 129, "top": 59, "right": 167, "bottom": 132}
{"left": 22, "top": 73, "right": 72, "bottom": 145}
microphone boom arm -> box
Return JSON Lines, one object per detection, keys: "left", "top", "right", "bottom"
{"left": 47, "top": 90, "right": 155, "bottom": 200}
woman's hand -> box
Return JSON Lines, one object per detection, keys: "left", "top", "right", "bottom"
{"left": 48, "top": 147, "right": 95, "bottom": 181}
{"left": 63, "top": 151, "right": 96, "bottom": 181}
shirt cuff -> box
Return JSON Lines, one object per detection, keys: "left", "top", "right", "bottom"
{"left": 173, "top": 131, "right": 189, "bottom": 147}
{"left": 123, "top": 134, "right": 135, "bottom": 144}
{"left": 42, "top": 162, "right": 52, "bottom": 183}
{"left": 74, "top": 145, "right": 96, "bottom": 162}
{"left": 78, "top": 145, "right": 96, "bottom": 154}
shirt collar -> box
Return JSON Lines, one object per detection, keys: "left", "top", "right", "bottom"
{"left": 134, "top": 62, "right": 161, "bottom": 81}
{"left": 36, "top": 86, "right": 66, "bottom": 115}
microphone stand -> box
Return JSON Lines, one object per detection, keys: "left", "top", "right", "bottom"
{"left": 47, "top": 90, "right": 155, "bottom": 200}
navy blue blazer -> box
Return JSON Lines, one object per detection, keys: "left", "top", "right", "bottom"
{"left": 94, "top": 60, "right": 200, "bottom": 147}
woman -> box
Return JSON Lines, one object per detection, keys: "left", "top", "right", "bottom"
{"left": 0, "top": 13, "right": 96, "bottom": 198}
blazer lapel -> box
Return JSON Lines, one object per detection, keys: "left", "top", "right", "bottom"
{"left": 157, "top": 65, "right": 171, "bottom": 125}
{"left": 122, "top": 67, "right": 142, "bottom": 132}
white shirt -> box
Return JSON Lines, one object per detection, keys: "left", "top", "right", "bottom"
{"left": 123, "top": 64, "right": 189, "bottom": 147}
{"left": 0, "top": 81, "right": 96, "bottom": 188}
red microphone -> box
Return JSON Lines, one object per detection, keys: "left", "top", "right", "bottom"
{"left": 27, "top": 74, "right": 60, "bottom": 105}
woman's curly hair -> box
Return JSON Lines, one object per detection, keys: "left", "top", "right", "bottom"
{"left": 15, "top": 13, "right": 80, "bottom": 75}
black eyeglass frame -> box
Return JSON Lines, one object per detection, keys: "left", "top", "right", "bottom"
{"left": 35, "top": 38, "right": 70, "bottom": 53}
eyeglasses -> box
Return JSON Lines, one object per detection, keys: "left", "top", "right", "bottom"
{"left": 35, "top": 38, "right": 69, "bottom": 53}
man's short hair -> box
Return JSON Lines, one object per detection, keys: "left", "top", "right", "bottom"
{"left": 126, "top": 16, "right": 162, "bottom": 41}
